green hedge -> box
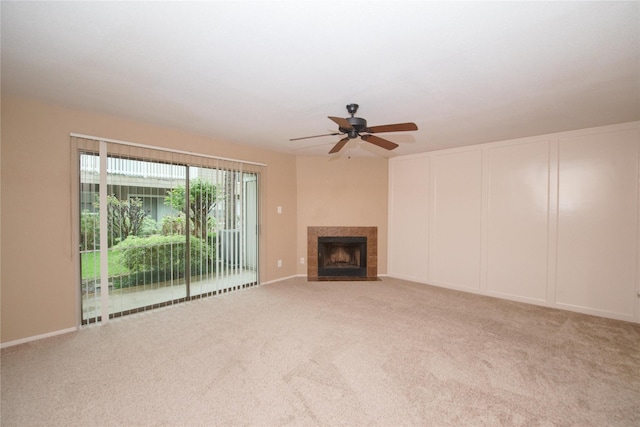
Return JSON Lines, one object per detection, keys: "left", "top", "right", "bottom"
{"left": 111, "top": 270, "right": 186, "bottom": 289}
{"left": 114, "top": 234, "right": 214, "bottom": 276}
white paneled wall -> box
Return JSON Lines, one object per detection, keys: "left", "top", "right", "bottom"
{"left": 556, "top": 129, "right": 639, "bottom": 318}
{"left": 429, "top": 150, "right": 483, "bottom": 290}
{"left": 485, "top": 140, "right": 550, "bottom": 302}
{"left": 388, "top": 156, "right": 429, "bottom": 281}
{"left": 388, "top": 122, "right": 640, "bottom": 323}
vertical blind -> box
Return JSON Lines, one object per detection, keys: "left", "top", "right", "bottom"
{"left": 73, "top": 135, "right": 265, "bottom": 325}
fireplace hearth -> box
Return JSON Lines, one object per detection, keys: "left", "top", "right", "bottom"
{"left": 307, "top": 226, "right": 378, "bottom": 281}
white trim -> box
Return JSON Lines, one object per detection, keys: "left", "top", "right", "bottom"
{"left": 99, "top": 141, "right": 109, "bottom": 323}
{"left": 1, "top": 327, "right": 78, "bottom": 349}
{"left": 388, "top": 274, "right": 640, "bottom": 324}
{"left": 547, "top": 138, "right": 560, "bottom": 306}
{"left": 636, "top": 128, "right": 640, "bottom": 323}
{"left": 260, "top": 275, "right": 301, "bottom": 286}
{"left": 387, "top": 121, "right": 640, "bottom": 325}
{"left": 70, "top": 133, "right": 267, "bottom": 167}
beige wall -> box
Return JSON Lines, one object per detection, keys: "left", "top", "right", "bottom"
{"left": 389, "top": 122, "right": 640, "bottom": 323}
{"left": 296, "top": 156, "right": 388, "bottom": 275}
{"left": 5, "top": 93, "right": 635, "bottom": 345}
{"left": 1, "top": 96, "right": 298, "bottom": 343}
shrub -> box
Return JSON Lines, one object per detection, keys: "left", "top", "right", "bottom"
{"left": 114, "top": 235, "right": 213, "bottom": 277}
{"left": 139, "top": 217, "right": 159, "bottom": 237}
{"left": 207, "top": 232, "right": 217, "bottom": 250}
{"left": 104, "top": 195, "right": 149, "bottom": 247}
{"left": 161, "top": 213, "right": 188, "bottom": 236}
{"left": 80, "top": 210, "right": 99, "bottom": 251}
{"left": 111, "top": 270, "right": 180, "bottom": 289}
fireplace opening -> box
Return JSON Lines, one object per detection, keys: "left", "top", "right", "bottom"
{"left": 318, "top": 236, "right": 367, "bottom": 277}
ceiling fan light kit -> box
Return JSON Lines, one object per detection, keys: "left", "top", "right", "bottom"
{"left": 291, "top": 103, "right": 418, "bottom": 154}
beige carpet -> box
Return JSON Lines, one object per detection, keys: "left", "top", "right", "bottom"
{"left": 2, "top": 277, "right": 639, "bottom": 426}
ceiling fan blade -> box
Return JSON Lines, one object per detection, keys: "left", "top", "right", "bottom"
{"left": 366, "top": 122, "right": 418, "bottom": 133}
{"left": 329, "top": 137, "right": 350, "bottom": 154}
{"left": 328, "top": 116, "right": 353, "bottom": 130}
{"left": 361, "top": 134, "right": 399, "bottom": 150}
{"left": 289, "top": 132, "right": 341, "bottom": 141}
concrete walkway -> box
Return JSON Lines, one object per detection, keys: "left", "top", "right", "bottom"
{"left": 82, "top": 269, "right": 257, "bottom": 322}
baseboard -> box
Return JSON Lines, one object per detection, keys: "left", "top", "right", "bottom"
{"left": 260, "top": 274, "right": 302, "bottom": 286}
{"left": 554, "top": 302, "right": 639, "bottom": 324}
{"left": 2, "top": 277, "right": 301, "bottom": 347}
{"left": 387, "top": 274, "right": 640, "bottom": 325}
{"left": 1, "top": 327, "right": 78, "bottom": 349}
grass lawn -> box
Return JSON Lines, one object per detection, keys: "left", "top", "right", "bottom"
{"left": 81, "top": 250, "right": 129, "bottom": 280}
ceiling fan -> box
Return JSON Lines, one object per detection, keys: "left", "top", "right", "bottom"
{"left": 290, "top": 104, "right": 418, "bottom": 154}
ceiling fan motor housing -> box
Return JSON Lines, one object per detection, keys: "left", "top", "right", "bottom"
{"left": 344, "top": 116, "right": 367, "bottom": 138}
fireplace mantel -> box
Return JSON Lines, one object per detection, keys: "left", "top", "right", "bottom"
{"left": 307, "top": 226, "right": 378, "bottom": 281}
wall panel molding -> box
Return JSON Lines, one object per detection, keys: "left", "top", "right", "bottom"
{"left": 485, "top": 139, "right": 550, "bottom": 302}
{"left": 555, "top": 128, "right": 639, "bottom": 318}
{"left": 389, "top": 121, "right": 640, "bottom": 323}
{"left": 428, "top": 149, "right": 483, "bottom": 290}
{"left": 388, "top": 155, "right": 429, "bottom": 280}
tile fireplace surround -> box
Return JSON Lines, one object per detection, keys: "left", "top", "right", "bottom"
{"left": 307, "top": 226, "right": 378, "bottom": 281}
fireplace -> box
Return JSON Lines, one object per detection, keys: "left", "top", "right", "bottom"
{"left": 318, "top": 236, "right": 367, "bottom": 277}
{"left": 307, "top": 226, "right": 378, "bottom": 281}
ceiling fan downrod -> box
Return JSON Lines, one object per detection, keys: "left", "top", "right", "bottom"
{"left": 344, "top": 104, "right": 367, "bottom": 137}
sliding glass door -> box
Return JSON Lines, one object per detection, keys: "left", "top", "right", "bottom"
{"left": 77, "top": 137, "right": 261, "bottom": 324}
{"left": 186, "top": 166, "right": 260, "bottom": 298}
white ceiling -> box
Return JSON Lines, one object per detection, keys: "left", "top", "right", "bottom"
{"left": 2, "top": 1, "right": 639, "bottom": 157}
